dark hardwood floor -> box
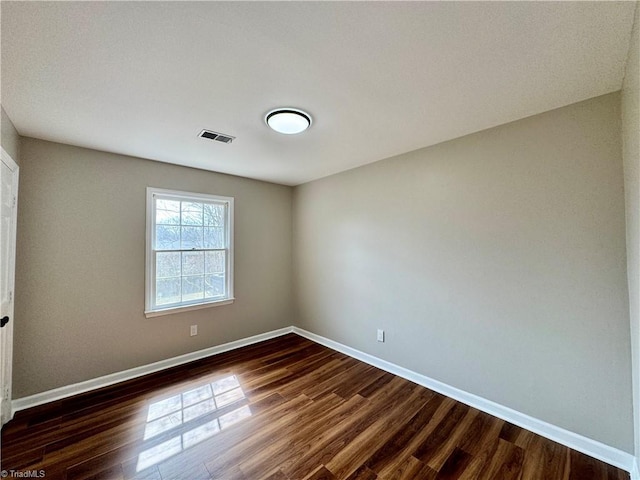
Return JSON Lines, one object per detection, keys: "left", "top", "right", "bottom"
{"left": 0, "top": 334, "right": 629, "bottom": 480}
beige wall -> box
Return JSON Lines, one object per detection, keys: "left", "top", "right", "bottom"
{"left": 14, "top": 138, "right": 293, "bottom": 398}
{"left": 293, "top": 93, "right": 633, "bottom": 452}
{"left": 622, "top": 2, "right": 640, "bottom": 463}
{"left": 1, "top": 106, "right": 20, "bottom": 163}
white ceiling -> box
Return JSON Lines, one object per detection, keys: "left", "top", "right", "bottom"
{"left": 1, "top": 1, "right": 636, "bottom": 186}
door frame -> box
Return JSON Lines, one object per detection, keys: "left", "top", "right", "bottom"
{"left": 1, "top": 146, "right": 19, "bottom": 426}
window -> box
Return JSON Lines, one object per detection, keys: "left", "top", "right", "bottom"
{"left": 145, "top": 188, "right": 234, "bottom": 317}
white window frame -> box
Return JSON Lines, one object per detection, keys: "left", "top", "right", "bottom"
{"left": 145, "top": 187, "right": 234, "bottom": 318}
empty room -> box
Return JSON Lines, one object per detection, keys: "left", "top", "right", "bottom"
{"left": 0, "top": 1, "right": 639, "bottom": 479}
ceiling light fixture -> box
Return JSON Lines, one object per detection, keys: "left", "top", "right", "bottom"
{"left": 265, "top": 108, "right": 312, "bottom": 135}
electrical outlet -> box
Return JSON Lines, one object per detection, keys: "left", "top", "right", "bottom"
{"left": 377, "top": 329, "right": 385, "bottom": 342}
{"left": 190, "top": 325, "right": 198, "bottom": 336}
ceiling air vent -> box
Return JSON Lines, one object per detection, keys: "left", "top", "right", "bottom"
{"left": 198, "top": 129, "right": 235, "bottom": 144}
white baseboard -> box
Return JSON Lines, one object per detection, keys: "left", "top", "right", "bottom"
{"left": 292, "top": 327, "right": 637, "bottom": 475}
{"left": 631, "top": 458, "right": 640, "bottom": 480}
{"left": 11, "top": 326, "right": 294, "bottom": 413}
{"left": 10, "top": 325, "right": 637, "bottom": 475}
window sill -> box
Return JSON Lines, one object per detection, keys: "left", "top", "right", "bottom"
{"left": 145, "top": 298, "right": 235, "bottom": 318}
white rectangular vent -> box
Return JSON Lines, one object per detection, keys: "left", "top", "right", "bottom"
{"left": 199, "top": 129, "right": 235, "bottom": 144}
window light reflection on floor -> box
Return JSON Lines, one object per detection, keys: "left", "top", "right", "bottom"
{"left": 136, "top": 375, "right": 252, "bottom": 472}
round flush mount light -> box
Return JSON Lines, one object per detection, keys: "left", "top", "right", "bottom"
{"left": 265, "top": 108, "right": 312, "bottom": 134}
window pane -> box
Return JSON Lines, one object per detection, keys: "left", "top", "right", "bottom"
{"left": 204, "top": 203, "right": 225, "bottom": 226}
{"left": 156, "top": 252, "right": 180, "bottom": 278}
{"left": 156, "top": 199, "right": 180, "bottom": 225}
{"left": 205, "top": 251, "right": 225, "bottom": 274}
{"left": 181, "top": 226, "right": 203, "bottom": 249}
{"left": 182, "top": 202, "right": 203, "bottom": 226}
{"left": 205, "top": 274, "right": 225, "bottom": 298}
{"left": 182, "top": 251, "right": 204, "bottom": 276}
{"left": 183, "top": 276, "right": 204, "bottom": 302}
{"left": 156, "top": 277, "right": 181, "bottom": 305}
{"left": 156, "top": 225, "right": 180, "bottom": 250}
{"left": 204, "top": 227, "right": 224, "bottom": 249}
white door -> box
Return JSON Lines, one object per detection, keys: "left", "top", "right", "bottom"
{"left": 0, "top": 148, "right": 18, "bottom": 426}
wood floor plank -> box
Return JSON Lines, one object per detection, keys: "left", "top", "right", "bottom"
{"left": 373, "top": 396, "right": 458, "bottom": 478}
{"left": 121, "top": 458, "right": 162, "bottom": 480}
{"left": 520, "top": 434, "right": 568, "bottom": 480}
{"left": 231, "top": 394, "right": 358, "bottom": 478}
{"left": 456, "top": 411, "right": 503, "bottom": 456}
{"left": 435, "top": 447, "right": 473, "bottom": 480}
{"left": 304, "top": 360, "right": 373, "bottom": 400}
{"left": 331, "top": 366, "right": 387, "bottom": 401}
{"left": 498, "top": 422, "right": 523, "bottom": 443}
{"left": 280, "top": 378, "right": 411, "bottom": 479}
{"left": 157, "top": 458, "right": 210, "bottom": 480}
{"left": 323, "top": 385, "right": 434, "bottom": 479}
{"left": 261, "top": 468, "right": 288, "bottom": 480}
{"left": 456, "top": 437, "right": 501, "bottom": 480}
{"left": 476, "top": 438, "right": 525, "bottom": 480}
{"left": 424, "top": 408, "right": 479, "bottom": 471}
{"left": 204, "top": 394, "right": 318, "bottom": 477}
{"left": 303, "top": 466, "right": 336, "bottom": 480}
{"left": 568, "top": 449, "right": 610, "bottom": 480}
{"left": 413, "top": 402, "right": 470, "bottom": 464}
{"left": 383, "top": 456, "right": 437, "bottom": 480}
{"left": 363, "top": 392, "right": 444, "bottom": 471}
{"left": 345, "top": 465, "right": 379, "bottom": 480}
{"left": 1, "top": 334, "right": 629, "bottom": 480}
{"left": 283, "top": 379, "right": 419, "bottom": 479}
{"left": 0, "top": 445, "right": 45, "bottom": 470}
{"left": 357, "top": 371, "right": 396, "bottom": 398}
{"left": 79, "top": 464, "right": 125, "bottom": 480}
